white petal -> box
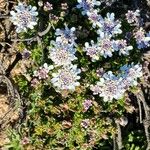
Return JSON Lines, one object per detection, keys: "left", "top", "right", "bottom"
{"left": 31, "top": 6, "right": 37, "bottom": 11}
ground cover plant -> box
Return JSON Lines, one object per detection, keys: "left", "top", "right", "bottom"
{"left": 0, "top": 0, "right": 150, "bottom": 150}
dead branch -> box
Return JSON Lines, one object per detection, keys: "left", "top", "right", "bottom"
{"left": 116, "top": 123, "right": 123, "bottom": 150}
{"left": 113, "top": 134, "right": 117, "bottom": 150}
{"left": 38, "top": 23, "right": 51, "bottom": 37}
{"left": 143, "top": 119, "right": 150, "bottom": 150}
{"left": 137, "top": 97, "right": 143, "bottom": 123}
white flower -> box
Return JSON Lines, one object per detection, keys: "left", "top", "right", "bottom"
{"left": 51, "top": 65, "right": 81, "bottom": 91}
{"left": 113, "top": 39, "right": 133, "bottom": 55}
{"left": 86, "top": 10, "right": 102, "bottom": 28}
{"left": 90, "top": 84, "right": 101, "bottom": 95}
{"left": 91, "top": 72, "right": 124, "bottom": 102}
{"left": 84, "top": 40, "right": 99, "bottom": 61}
{"left": 97, "top": 13, "right": 122, "bottom": 37}
{"left": 120, "top": 63, "right": 142, "bottom": 78}
{"left": 55, "top": 25, "right": 76, "bottom": 46}
{"left": 97, "top": 34, "right": 114, "bottom": 58}
{"left": 49, "top": 41, "right": 77, "bottom": 66}
{"left": 77, "top": 0, "right": 101, "bottom": 15}
{"left": 10, "top": 3, "right": 38, "bottom": 33}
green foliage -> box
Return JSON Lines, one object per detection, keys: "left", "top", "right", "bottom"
{"left": 5, "top": 130, "right": 22, "bottom": 150}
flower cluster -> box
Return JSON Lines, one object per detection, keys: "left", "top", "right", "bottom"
{"left": 49, "top": 25, "right": 81, "bottom": 91}
{"left": 84, "top": 34, "right": 133, "bottom": 61}
{"left": 10, "top": 3, "right": 38, "bottom": 33}
{"left": 91, "top": 64, "right": 142, "bottom": 102}
{"left": 77, "top": 2, "right": 137, "bottom": 59}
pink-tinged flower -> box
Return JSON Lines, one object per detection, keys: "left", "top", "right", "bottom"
{"left": 33, "top": 63, "right": 53, "bottom": 80}
{"left": 125, "top": 10, "right": 140, "bottom": 24}
{"left": 61, "top": 3, "right": 68, "bottom": 10}
{"left": 83, "top": 99, "right": 92, "bottom": 111}
{"left": 31, "top": 78, "right": 39, "bottom": 87}
{"left": 134, "top": 28, "right": 145, "bottom": 41}
{"left": 81, "top": 119, "right": 90, "bottom": 128}
{"left": 86, "top": 9, "right": 101, "bottom": 28}
{"left": 21, "top": 137, "right": 30, "bottom": 145}
{"left": 22, "top": 49, "right": 31, "bottom": 59}
{"left": 90, "top": 84, "right": 101, "bottom": 95}
{"left": 44, "top": 2, "right": 53, "bottom": 11}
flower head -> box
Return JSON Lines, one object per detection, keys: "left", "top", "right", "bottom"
{"left": 51, "top": 65, "right": 81, "bottom": 91}
{"left": 21, "top": 137, "right": 30, "bottom": 145}
{"left": 84, "top": 34, "right": 115, "bottom": 60}
{"left": 77, "top": 0, "right": 101, "bottom": 15}
{"left": 49, "top": 41, "right": 77, "bottom": 66}
{"left": 113, "top": 39, "right": 133, "bottom": 55}
{"left": 10, "top": 3, "right": 38, "bottom": 33}
{"left": 134, "top": 28, "right": 150, "bottom": 49}
{"left": 22, "top": 49, "right": 31, "bottom": 59}
{"left": 126, "top": 10, "right": 140, "bottom": 24}
{"left": 120, "top": 63, "right": 142, "bottom": 87}
{"left": 31, "top": 78, "right": 39, "bottom": 87}
{"left": 87, "top": 9, "right": 101, "bottom": 28}
{"left": 97, "top": 13, "right": 122, "bottom": 37}
{"left": 81, "top": 119, "right": 90, "bottom": 128}
{"left": 83, "top": 99, "right": 92, "bottom": 111}
{"left": 61, "top": 3, "right": 68, "bottom": 10}
{"left": 97, "top": 34, "right": 114, "bottom": 58}
{"left": 95, "top": 72, "right": 124, "bottom": 101}
{"left": 44, "top": 2, "right": 53, "bottom": 11}
{"left": 34, "top": 63, "right": 53, "bottom": 80}
{"left": 55, "top": 25, "right": 76, "bottom": 46}
{"left": 84, "top": 40, "right": 99, "bottom": 61}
